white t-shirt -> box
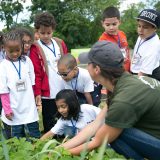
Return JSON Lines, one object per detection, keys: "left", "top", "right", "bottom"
{"left": 131, "top": 34, "right": 160, "bottom": 74}
{"left": 62, "top": 67, "right": 94, "bottom": 93}
{"left": 51, "top": 104, "right": 101, "bottom": 135}
{"left": 38, "top": 39, "right": 65, "bottom": 99}
{"left": 0, "top": 56, "right": 39, "bottom": 125}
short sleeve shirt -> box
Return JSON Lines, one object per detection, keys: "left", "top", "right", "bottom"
{"left": 38, "top": 39, "right": 65, "bottom": 98}
{"left": 131, "top": 35, "right": 160, "bottom": 74}
{"left": 105, "top": 72, "right": 160, "bottom": 139}
{"left": 0, "top": 57, "right": 39, "bottom": 125}
{"left": 51, "top": 104, "right": 101, "bottom": 135}
{"left": 99, "top": 31, "right": 130, "bottom": 72}
{"left": 63, "top": 67, "right": 94, "bottom": 93}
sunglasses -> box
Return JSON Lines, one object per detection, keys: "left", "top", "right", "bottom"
{"left": 57, "top": 70, "right": 72, "bottom": 77}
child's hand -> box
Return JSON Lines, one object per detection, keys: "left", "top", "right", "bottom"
{"left": 35, "top": 95, "right": 42, "bottom": 110}
{"left": 5, "top": 112, "right": 14, "bottom": 121}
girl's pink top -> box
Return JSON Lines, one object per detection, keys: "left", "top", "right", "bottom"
{"left": 0, "top": 93, "right": 12, "bottom": 115}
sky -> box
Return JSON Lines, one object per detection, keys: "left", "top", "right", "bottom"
{"left": 0, "top": 0, "right": 142, "bottom": 31}
{"left": 120, "top": 0, "right": 142, "bottom": 11}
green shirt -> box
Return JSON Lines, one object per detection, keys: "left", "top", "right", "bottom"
{"left": 105, "top": 72, "right": 160, "bottom": 139}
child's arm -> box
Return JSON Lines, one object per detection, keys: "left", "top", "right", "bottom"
{"left": 84, "top": 92, "right": 93, "bottom": 104}
{"left": 41, "top": 118, "right": 65, "bottom": 140}
{"left": 35, "top": 95, "right": 42, "bottom": 109}
{"left": 0, "top": 93, "right": 13, "bottom": 120}
{"left": 40, "top": 130, "right": 55, "bottom": 140}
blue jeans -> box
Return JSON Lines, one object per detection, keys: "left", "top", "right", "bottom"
{"left": 11, "top": 121, "right": 40, "bottom": 139}
{"left": 110, "top": 128, "right": 160, "bottom": 160}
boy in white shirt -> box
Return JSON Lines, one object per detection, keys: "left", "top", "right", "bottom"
{"left": 131, "top": 9, "right": 160, "bottom": 80}
{"left": 57, "top": 54, "right": 94, "bottom": 105}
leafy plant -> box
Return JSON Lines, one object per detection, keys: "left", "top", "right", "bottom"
{"left": 0, "top": 136, "right": 127, "bottom": 160}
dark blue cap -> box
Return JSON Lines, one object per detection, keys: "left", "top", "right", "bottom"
{"left": 137, "top": 9, "right": 160, "bottom": 28}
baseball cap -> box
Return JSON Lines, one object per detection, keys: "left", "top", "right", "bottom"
{"left": 136, "top": 9, "right": 160, "bottom": 28}
{"left": 78, "top": 41, "right": 124, "bottom": 68}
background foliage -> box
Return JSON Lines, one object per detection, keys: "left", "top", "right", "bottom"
{"left": 0, "top": 0, "right": 160, "bottom": 50}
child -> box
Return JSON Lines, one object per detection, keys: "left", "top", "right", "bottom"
{"left": 99, "top": 6, "right": 130, "bottom": 71}
{"left": 57, "top": 54, "right": 94, "bottom": 105}
{"left": 30, "top": 12, "right": 68, "bottom": 133}
{"left": 131, "top": 9, "right": 160, "bottom": 80}
{"left": 13, "top": 27, "right": 34, "bottom": 56}
{"left": 0, "top": 31, "right": 5, "bottom": 116}
{"left": 41, "top": 89, "right": 101, "bottom": 140}
{"left": 21, "top": 28, "right": 34, "bottom": 56}
{"left": 0, "top": 30, "right": 40, "bottom": 139}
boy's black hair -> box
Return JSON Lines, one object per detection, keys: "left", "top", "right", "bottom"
{"left": 34, "top": 12, "right": 57, "bottom": 30}
{"left": 58, "top": 54, "right": 77, "bottom": 70}
{"left": 102, "top": 6, "right": 120, "bottom": 21}
{"left": 55, "top": 89, "right": 81, "bottom": 121}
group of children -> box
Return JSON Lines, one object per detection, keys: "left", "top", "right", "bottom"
{"left": 0, "top": 6, "right": 160, "bottom": 146}
{"left": 0, "top": 11, "right": 102, "bottom": 139}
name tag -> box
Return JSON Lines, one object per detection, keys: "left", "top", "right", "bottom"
{"left": 132, "top": 53, "right": 141, "bottom": 64}
{"left": 16, "top": 80, "right": 26, "bottom": 92}
{"left": 120, "top": 48, "right": 127, "bottom": 59}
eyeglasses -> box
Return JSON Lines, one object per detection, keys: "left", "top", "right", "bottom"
{"left": 57, "top": 70, "right": 72, "bottom": 77}
{"left": 57, "top": 66, "right": 77, "bottom": 77}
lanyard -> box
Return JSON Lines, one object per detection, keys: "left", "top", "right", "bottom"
{"left": 71, "top": 71, "right": 79, "bottom": 91}
{"left": 107, "top": 33, "right": 121, "bottom": 48}
{"left": 40, "top": 40, "right": 56, "bottom": 57}
{"left": 0, "top": 51, "right": 5, "bottom": 59}
{"left": 71, "top": 119, "right": 77, "bottom": 135}
{"left": 136, "top": 33, "right": 156, "bottom": 54}
{"left": 11, "top": 59, "right": 21, "bottom": 79}
{"left": 117, "top": 34, "right": 121, "bottom": 48}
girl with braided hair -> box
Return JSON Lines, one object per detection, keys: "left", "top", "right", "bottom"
{"left": 0, "top": 30, "right": 40, "bottom": 139}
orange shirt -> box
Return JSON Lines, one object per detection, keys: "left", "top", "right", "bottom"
{"left": 99, "top": 31, "right": 130, "bottom": 72}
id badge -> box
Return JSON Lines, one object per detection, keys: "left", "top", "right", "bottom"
{"left": 16, "top": 80, "right": 26, "bottom": 92}
{"left": 132, "top": 54, "right": 140, "bottom": 64}
{"left": 120, "top": 48, "right": 127, "bottom": 58}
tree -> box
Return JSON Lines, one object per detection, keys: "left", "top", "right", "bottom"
{"left": 0, "top": 0, "right": 24, "bottom": 30}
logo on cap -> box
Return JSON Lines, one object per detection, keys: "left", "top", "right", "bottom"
{"left": 140, "top": 10, "right": 157, "bottom": 22}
